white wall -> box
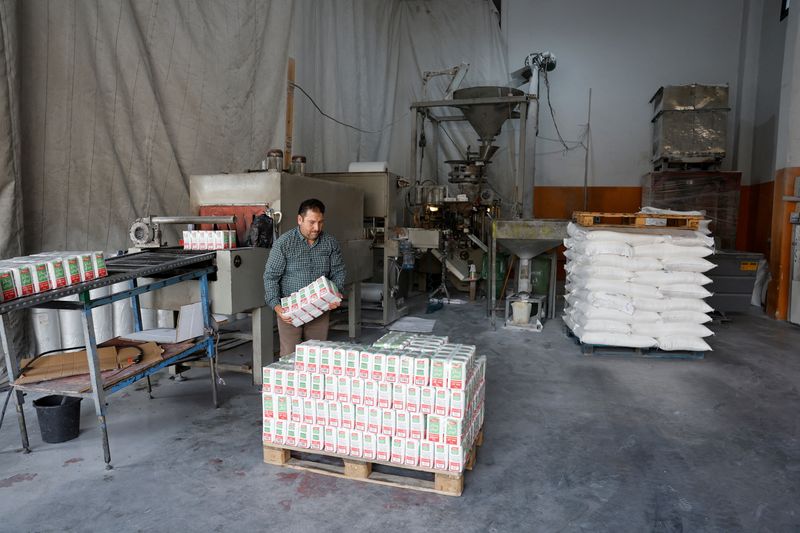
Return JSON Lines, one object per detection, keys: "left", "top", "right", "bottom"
{"left": 751, "top": 0, "right": 788, "bottom": 183}
{"left": 503, "top": 0, "right": 746, "bottom": 187}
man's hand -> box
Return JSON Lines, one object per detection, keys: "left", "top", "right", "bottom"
{"left": 329, "top": 293, "right": 344, "bottom": 310}
{"left": 274, "top": 305, "right": 294, "bottom": 325}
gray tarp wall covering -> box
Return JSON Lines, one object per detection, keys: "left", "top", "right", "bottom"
{"left": 12, "top": 0, "right": 293, "bottom": 255}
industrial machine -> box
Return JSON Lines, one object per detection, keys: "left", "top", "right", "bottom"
{"left": 409, "top": 52, "right": 569, "bottom": 330}
{"left": 130, "top": 170, "right": 372, "bottom": 383}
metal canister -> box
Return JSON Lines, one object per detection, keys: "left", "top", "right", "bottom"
{"left": 410, "top": 185, "right": 425, "bottom": 206}
{"left": 290, "top": 155, "right": 307, "bottom": 175}
{"left": 425, "top": 186, "right": 445, "bottom": 205}
{"left": 266, "top": 149, "right": 284, "bottom": 172}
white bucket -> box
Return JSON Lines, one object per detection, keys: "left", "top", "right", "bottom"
{"left": 511, "top": 301, "right": 532, "bottom": 325}
{"left": 30, "top": 308, "right": 62, "bottom": 354}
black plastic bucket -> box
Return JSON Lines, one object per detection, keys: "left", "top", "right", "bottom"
{"left": 32, "top": 395, "right": 82, "bottom": 443}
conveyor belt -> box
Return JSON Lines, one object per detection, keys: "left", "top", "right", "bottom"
{"left": 0, "top": 250, "right": 216, "bottom": 314}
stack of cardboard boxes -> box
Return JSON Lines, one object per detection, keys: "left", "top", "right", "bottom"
{"left": 182, "top": 229, "right": 238, "bottom": 251}
{"left": 279, "top": 277, "right": 342, "bottom": 327}
{"left": 262, "top": 335, "right": 485, "bottom": 473}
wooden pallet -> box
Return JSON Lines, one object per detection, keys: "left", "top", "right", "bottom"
{"left": 564, "top": 326, "right": 705, "bottom": 360}
{"left": 572, "top": 211, "right": 703, "bottom": 230}
{"left": 263, "top": 429, "right": 483, "bottom": 497}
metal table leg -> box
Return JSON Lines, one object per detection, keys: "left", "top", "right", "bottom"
{"left": 79, "top": 303, "right": 112, "bottom": 469}
{"left": 1, "top": 315, "right": 31, "bottom": 453}
{"left": 199, "top": 274, "right": 218, "bottom": 408}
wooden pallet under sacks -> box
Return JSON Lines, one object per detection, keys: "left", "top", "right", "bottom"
{"left": 572, "top": 211, "right": 703, "bottom": 231}
{"left": 564, "top": 326, "right": 705, "bottom": 360}
{"left": 263, "top": 428, "right": 484, "bottom": 497}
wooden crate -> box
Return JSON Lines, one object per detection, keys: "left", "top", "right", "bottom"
{"left": 572, "top": 211, "right": 703, "bottom": 230}
{"left": 263, "top": 429, "right": 483, "bottom": 497}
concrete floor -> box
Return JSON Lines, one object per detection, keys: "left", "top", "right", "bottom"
{"left": 1, "top": 298, "right": 799, "bottom": 532}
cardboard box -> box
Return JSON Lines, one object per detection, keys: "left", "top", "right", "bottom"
{"left": 262, "top": 393, "right": 274, "bottom": 418}
{"left": 349, "top": 430, "right": 363, "bottom": 457}
{"left": 310, "top": 424, "right": 324, "bottom": 450}
{"left": 420, "top": 386, "right": 434, "bottom": 414}
{"left": 391, "top": 437, "right": 404, "bottom": 464}
{"left": 341, "top": 403, "right": 355, "bottom": 429}
{"left": 350, "top": 377, "right": 364, "bottom": 404}
{"left": 395, "top": 410, "right": 409, "bottom": 438}
{"left": 406, "top": 385, "right": 420, "bottom": 413}
{"left": 315, "top": 400, "right": 328, "bottom": 426}
{"left": 262, "top": 367, "right": 273, "bottom": 394}
{"left": 448, "top": 355, "right": 470, "bottom": 390}
{"left": 414, "top": 356, "right": 430, "bottom": 386}
{"left": 376, "top": 435, "right": 391, "bottom": 461}
{"left": 358, "top": 350, "right": 371, "bottom": 379}
{"left": 434, "top": 443, "right": 448, "bottom": 470}
{"left": 328, "top": 402, "right": 341, "bottom": 427}
{"left": 263, "top": 418, "right": 274, "bottom": 443}
{"left": 273, "top": 419, "right": 287, "bottom": 445}
{"left": 381, "top": 409, "right": 395, "bottom": 436}
{"left": 290, "top": 397, "right": 303, "bottom": 423}
{"left": 399, "top": 354, "right": 414, "bottom": 384}
{"left": 378, "top": 382, "right": 392, "bottom": 409}
{"left": 426, "top": 414, "right": 443, "bottom": 443}
{"left": 324, "top": 375, "right": 337, "bottom": 401}
{"left": 297, "top": 372, "right": 309, "bottom": 397}
{"left": 276, "top": 395, "right": 290, "bottom": 421}
{"left": 431, "top": 355, "right": 448, "bottom": 388}
{"left": 298, "top": 423, "right": 310, "bottom": 449}
{"left": 332, "top": 346, "right": 345, "bottom": 376}
{"left": 362, "top": 432, "right": 376, "bottom": 460}
{"left": 286, "top": 421, "right": 298, "bottom": 446}
{"left": 385, "top": 354, "right": 399, "bottom": 383}
{"left": 336, "top": 376, "right": 350, "bottom": 403}
{"left": 409, "top": 413, "right": 425, "bottom": 440}
{"left": 367, "top": 407, "right": 381, "bottom": 434}
{"left": 324, "top": 426, "right": 337, "bottom": 452}
{"left": 355, "top": 405, "right": 368, "bottom": 432}
{"left": 319, "top": 346, "right": 332, "bottom": 374}
{"left": 302, "top": 399, "right": 316, "bottom": 425}
{"left": 272, "top": 369, "right": 286, "bottom": 395}
{"left": 444, "top": 417, "right": 463, "bottom": 446}
{"left": 371, "top": 352, "right": 385, "bottom": 381}
{"left": 62, "top": 256, "right": 81, "bottom": 284}
{"left": 285, "top": 370, "right": 296, "bottom": 396}
{"left": 310, "top": 374, "right": 324, "bottom": 400}
{"left": 306, "top": 345, "right": 319, "bottom": 373}
{"left": 336, "top": 429, "right": 349, "bottom": 455}
{"left": 363, "top": 380, "right": 377, "bottom": 407}
{"left": 392, "top": 383, "right": 406, "bottom": 410}
{"left": 345, "top": 348, "right": 359, "bottom": 377}
{"left": 448, "top": 445, "right": 464, "bottom": 472}
{"left": 419, "top": 441, "right": 433, "bottom": 468}
{"left": 434, "top": 388, "right": 450, "bottom": 416}
{"left": 46, "top": 259, "right": 68, "bottom": 288}
{"left": 449, "top": 390, "right": 465, "bottom": 418}
{"left": 404, "top": 438, "right": 419, "bottom": 466}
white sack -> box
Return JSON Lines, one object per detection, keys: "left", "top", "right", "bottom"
{"left": 580, "top": 332, "right": 658, "bottom": 348}
{"left": 657, "top": 336, "right": 712, "bottom": 352}
{"left": 661, "top": 257, "right": 716, "bottom": 273}
{"left": 633, "top": 297, "right": 714, "bottom": 313}
{"left": 659, "top": 310, "right": 712, "bottom": 324}
{"left": 631, "top": 271, "right": 712, "bottom": 286}
{"left": 632, "top": 322, "right": 714, "bottom": 338}
{"left": 633, "top": 243, "right": 713, "bottom": 259}
{"left": 659, "top": 284, "right": 713, "bottom": 299}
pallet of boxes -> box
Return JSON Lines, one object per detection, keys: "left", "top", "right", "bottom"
{"left": 261, "top": 332, "right": 486, "bottom": 496}
{"left": 563, "top": 210, "right": 715, "bottom": 358}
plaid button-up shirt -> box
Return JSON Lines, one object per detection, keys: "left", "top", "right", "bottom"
{"left": 263, "top": 227, "right": 347, "bottom": 309}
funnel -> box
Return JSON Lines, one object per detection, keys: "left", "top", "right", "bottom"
{"left": 453, "top": 86, "right": 525, "bottom": 143}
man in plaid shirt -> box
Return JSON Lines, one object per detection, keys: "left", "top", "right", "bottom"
{"left": 263, "top": 198, "right": 346, "bottom": 355}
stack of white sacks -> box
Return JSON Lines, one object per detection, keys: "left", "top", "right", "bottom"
{"left": 563, "top": 220, "right": 715, "bottom": 352}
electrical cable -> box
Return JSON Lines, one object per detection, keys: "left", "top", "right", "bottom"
{"left": 289, "top": 81, "right": 408, "bottom": 135}
{"left": 542, "top": 68, "right": 588, "bottom": 152}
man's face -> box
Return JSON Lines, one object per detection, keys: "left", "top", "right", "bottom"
{"left": 297, "top": 209, "right": 324, "bottom": 242}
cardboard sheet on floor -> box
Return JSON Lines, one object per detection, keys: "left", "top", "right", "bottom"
{"left": 387, "top": 317, "right": 437, "bottom": 333}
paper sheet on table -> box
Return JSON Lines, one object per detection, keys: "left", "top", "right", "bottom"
{"left": 387, "top": 317, "right": 436, "bottom": 333}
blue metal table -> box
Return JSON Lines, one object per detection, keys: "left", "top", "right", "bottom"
{"left": 0, "top": 250, "right": 219, "bottom": 469}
